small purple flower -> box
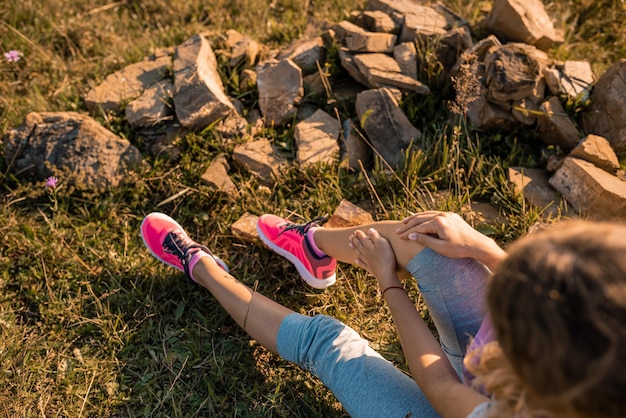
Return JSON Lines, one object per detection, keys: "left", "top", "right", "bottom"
{"left": 45, "top": 176, "right": 58, "bottom": 188}
{"left": 4, "top": 50, "right": 22, "bottom": 63}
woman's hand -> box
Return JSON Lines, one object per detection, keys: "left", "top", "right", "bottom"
{"left": 349, "top": 228, "right": 401, "bottom": 290}
{"left": 396, "top": 211, "right": 507, "bottom": 271}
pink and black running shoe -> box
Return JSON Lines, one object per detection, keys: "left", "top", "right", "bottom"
{"left": 141, "top": 212, "right": 228, "bottom": 281}
{"left": 256, "top": 214, "right": 336, "bottom": 289}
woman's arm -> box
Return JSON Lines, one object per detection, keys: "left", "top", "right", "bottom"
{"left": 395, "top": 211, "right": 507, "bottom": 271}
{"left": 350, "top": 229, "right": 489, "bottom": 418}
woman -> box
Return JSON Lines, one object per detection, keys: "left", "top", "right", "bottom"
{"left": 140, "top": 211, "right": 626, "bottom": 417}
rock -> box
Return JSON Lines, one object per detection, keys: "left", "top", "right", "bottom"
{"left": 326, "top": 199, "right": 375, "bottom": 228}
{"left": 125, "top": 80, "right": 174, "bottom": 128}
{"left": 229, "top": 34, "right": 260, "bottom": 68}
{"left": 484, "top": 0, "right": 564, "bottom": 51}
{"left": 508, "top": 167, "right": 565, "bottom": 216}
{"left": 581, "top": 59, "right": 626, "bottom": 154}
{"left": 256, "top": 59, "right": 303, "bottom": 125}
{"left": 569, "top": 134, "right": 620, "bottom": 174}
{"left": 215, "top": 113, "right": 248, "bottom": 139}
{"left": 467, "top": 96, "right": 518, "bottom": 130}
{"left": 537, "top": 96, "right": 581, "bottom": 149}
{"left": 393, "top": 42, "right": 418, "bottom": 79}
{"left": 2, "top": 112, "right": 142, "bottom": 189}
{"left": 549, "top": 157, "right": 626, "bottom": 220}
{"left": 173, "top": 34, "right": 235, "bottom": 130}
{"left": 239, "top": 68, "right": 257, "bottom": 92}
{"left": 355, "top": 87, "right": 421, "bottom": 167}
{"left": 511, "top": 96, "right": 541, "bottom": 125}
{"left": 353, "top": 53, "right": 430, "bottom": 94}
{"left": 277, "top": 37, "right": 326, "bottom": 75}
{"left": 484, "top": 43, "right": 550, "bottom": 102}
{"left": 543, "top": 61, "right": 594, "bottom": 100}
{"left": 366, "top": 0, "right": 450, "bottom": 41}
{"left": 435, "top": 27, "right": 473, "bottom": 73}
{"left": 294, "top": 109, "right": 341, "bottom": 167}
{"left": 201, "top": 156, "right": 237, "bottom": 193}
{"left": 338, "top": 48, "right": 371, "bottom": 87}
{"left": 340, "top": 119, "right": 372, "bottom": 170}
{"left": 85, "top": 54, "right": 171, "bottom": 114}
{"left": 231, "top": 212, "right": 260, "bottom": 243}
{"left": 354, "top": 10, "right": 401, "bottom": 34}
{"left": 303, "top": 72, "right": 327, "bottom": 96}
{"left": 232, "top": 138, "right": 287, "bottom": 185}
{"left": 338, "top": 21, "right": 397, "bottom": 53}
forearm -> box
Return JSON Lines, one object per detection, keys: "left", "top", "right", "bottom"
{"left": 471, "top": 237, "right": 507, "bottom": 272}
{"left": 383, "top": 286, "right": 489, "bottom": 417}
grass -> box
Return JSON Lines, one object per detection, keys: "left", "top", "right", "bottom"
{"left": 1, "top": 0, "right": 625, "bottom": 416}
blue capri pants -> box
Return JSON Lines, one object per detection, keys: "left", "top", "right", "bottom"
{"left": 275, "top": 249, "right": 491, "bottom": 417}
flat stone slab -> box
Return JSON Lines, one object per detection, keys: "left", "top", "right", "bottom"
{"left": 537, "top": 96, "right": 581, "bottom": 149}
{"left": 294, "top": 109, "right": 341, "bottom": 167}
{"left": 569, "top": 134, "right": 620, "bottom": 174}
{"left": 232, "top": 138, "right": 287, "bottom": 185}
{"left": 125, "top": 80, "right": 174, "bottom": 128}
{"left": 277, "top": 37, "right": 326, "bottom": 75}
{"left": 355, "top": 87, "right": 421, "bottom": 167}
{"left": 85, "top": 54, "right": 171, "bottom": 114}
{"left": 256, "top": 59, "right": 303, "bottom": 125}
{"left": 201, "top": 156, "right": 237, "bottom": 193}
{"left": 336, "top": 21, "right": 397, "bottom": 53}
{"left": 231, "top": 212, "right": 260, "bottom": 243}
{"left": 549, "top": 157, "right": 626, "bottom": 220}
{"left": 327, "top": 199, "right": 374, "bottom": 228}
{"left": 173, "top": 33, "right": 235, "bottom": 130}
{"left": 353, "top": 53, "right": 430, "bottom": 94}
{"left": 508, "top": 167, "right": 569, "bottom": 217}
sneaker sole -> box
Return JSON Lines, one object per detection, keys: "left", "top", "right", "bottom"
{"left": 256, "top": 223, "right": 336, "bottom": 289}
{"left": 141, "top": 213, "right": 229, "bottom": 273}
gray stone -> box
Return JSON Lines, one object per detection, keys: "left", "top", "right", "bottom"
{"left": 339, "top": 21, "right": 397, "bottom": 53}
{"left": 201, "top": 156, "right": 237, "bottom": 193}
{"left": 353, "top": 53, "right": 430, "bottom": 94}
{"left": 508, "top": 167, "right": 564, "bottom": 216}
{"left": 231, "top": 212, "right": 260, "bottom": 243}
{"left": 338, "top": 48, "right": 371, "bottom": 87}
{"left": 232, "top": 138, "right": 287, "bottom": 185}
{"left": 229, "top": 36, "right": 260, "bottom": 68}
{"left": 139, "top": 122, "right": 186, "bottom": 160}
{"left": 435, "top": 27, "right": 473, "bottom": 72}
{"left": 326, "top": 199, "right": 374, "bottom": 228}
{"left": 256, "top": 59, "right": 303, "bottom": 125}
{"left": 549, "top": 157, "right": 626, "bottom": 220}
{"left": 85, "top": 54, "right": 171, "bottom": 114}
{"left": 537, "top": 96, "right": 581, "bottom": 149}
{"left": 355, "top": 10, "right": 400, "bottom": 34}
{"left": 125, "top": 80, "right": 173, "bottom": 128}
{"left": 511, "top": 96, "right": 541, "bottom": 125}
{"left": 543, "top": 61, "right": 594, "bottom": 100}
{"left": 173, "top": 34, "right": 235, "bottom": 130}
{"left": 355, "top": 87, "right": 421, "bottom": 167}
{"left": 467, "top": 96, "right": 518, "bottom": 130}
{"left": 340, "top": 119, "right": 372, "bottom": 170}
{"left": 294, "top": 109, "right": 341, "bottom": 167}
{"left": 393, "top": 42, "right": 418, "bottom": 79}
{"left": 303, "top": 72, "right": 327, "bottom": 96}
{"left": 2, "top": 112, "right": 142, "bottom": 190}
{"left": 484, "top": 0, "right": 564, "bottom": 51}
{"left": 581, "top": 59, "right": 626, "bottom": 154}
{"left": 485, "top": 43, "right": 550, "bottom": 102}
{"left": 569, "top": 134, "right": 620, "bottom": 174}
{"left": 277, "top": 37, "right": 326, "bottom": 75}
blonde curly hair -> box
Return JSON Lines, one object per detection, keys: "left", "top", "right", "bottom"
{"left": 466, "top": 221, "right": 626, "bottom": 418}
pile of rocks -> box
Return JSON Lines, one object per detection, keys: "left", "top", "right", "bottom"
{"left": 3, "top": 0, "right": 625, "bottom": 220}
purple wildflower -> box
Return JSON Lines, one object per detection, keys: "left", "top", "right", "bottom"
{"left": 4, "top": 50, "right": 21, "bottom": 63}
{"left": 45, "top": 176, "right": 58, "bottom": 188}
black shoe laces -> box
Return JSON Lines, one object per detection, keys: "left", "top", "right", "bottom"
{"left": 279, "top": 214, "right": 329, "bottom": 237}
{"left": 163, "top": 231, "right": 210, "bottom": 279}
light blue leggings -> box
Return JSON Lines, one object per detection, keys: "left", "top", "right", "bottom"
{"left": 275, "top": 249, "right": 491, "bottom": 417}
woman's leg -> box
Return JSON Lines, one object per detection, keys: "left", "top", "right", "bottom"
{"left": 257, "top": 214, "right": 490, "bottom": 377}
{"left": 142, "top": 213, "right": 439, "bottom": 417}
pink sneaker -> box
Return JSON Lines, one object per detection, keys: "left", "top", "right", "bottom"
{"left": 256, "top": 214, "right": 336, "bottom": 289}
{"left": 141, "top": 212, "right": 228, "bottom": 281}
